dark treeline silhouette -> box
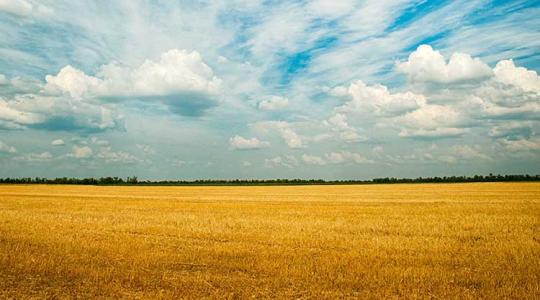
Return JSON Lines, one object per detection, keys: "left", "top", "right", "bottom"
{"left": 0, "top": 174, "right": 538, "bottom": 186}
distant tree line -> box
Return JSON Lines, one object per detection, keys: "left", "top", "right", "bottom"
{"left": 0, "top": 174, "right": 538, "bottom": 186}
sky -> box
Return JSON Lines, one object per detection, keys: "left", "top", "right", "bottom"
{"left": 0, "top": 0, "right": 539, "bottom": 180}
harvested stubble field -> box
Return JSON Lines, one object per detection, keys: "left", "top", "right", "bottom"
{"left": 0, "top": 183, "right": 538, "bottom": 299}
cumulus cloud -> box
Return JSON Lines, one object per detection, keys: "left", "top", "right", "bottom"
{"left": 1, "top": 48, "right": 221, "bottom": 132}
{"left": 328, "top": 151, "right": 374, "bottom": 164}
{"left": 229, "top": 135, "right": 270, "bottom": 150}
{"left": 0, "top": 97, "right": 44, "bottom": 128}
{"left": 324, "top": 113, "right": 365, "bottom": 143}
{"left": 97, "top": 147, "right": 140, "bottom": 164}
{"left": 44, "top": 49, "right": 221, "bottom": 116}
{"left": 323, "top": 45, "right": 539, "bottom": 143}
{"left": 280, "top": 127, "right": 303, "bottom": 148}
{"left": 51, "top": 139, "right": 65, "bottom": 146}
{"left": 252, "top": 121, "right": 305, "bottom": 148}
{"left": 2, "top": 94, "right": 119, "bottom": 131}
{"left": 334, "top": 80, "right": 426, "bottom": 116}
{"left": 258, "top": 96, "right": 289, "bottom": 111}
{"left": 70, "top": 145, "right": 93, "bottom": 159}
{"left": 395, "top": 104, "right": 469, "bottom": 138}
{"left": 45, "top": 66, "right": 102, "bottom": 100}
{"left": 396, "top": 44, "right": 493, "bottom": 83}
{"left": 302, "top": 154, "right": 326, "bottom": 165}
{"left": 0, "top": 140, "right": 17, "bottom": 153}
{"left": 493, "top": 60, "right": 540, "bottom": 93}
{"left": 348, "top": 49, "right": 537, "bottom": 140}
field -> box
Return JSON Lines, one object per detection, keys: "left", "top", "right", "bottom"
{"left": 0, "top": 183, "right": 538, "bottom": 299}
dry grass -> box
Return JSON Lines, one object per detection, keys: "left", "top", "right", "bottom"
{"left": 0, "top": 183, "right": 538, "bottom": 299}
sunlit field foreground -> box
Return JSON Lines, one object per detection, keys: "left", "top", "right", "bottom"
{"left": 0, "top": 183, "right": 538, "bottom": 299}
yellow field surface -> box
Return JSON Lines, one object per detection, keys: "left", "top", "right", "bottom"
{"left": 0, "top": 183, "right": 539, "bottom": 299}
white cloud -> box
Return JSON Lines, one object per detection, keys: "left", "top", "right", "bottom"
{"left": 452, "top": 145, "right": 492, "bottom": 161}
{"left": 136, "top": 144, "right": 155, "bottom": 155}
{"left": 70, "top": 145, "right": 92, "bottom": 159}
{"left": 493, "top": 60, "right": 540, "bottom": 93}
{"left": 280, "top": 127, "right": 303, "bottom": 148}
{"left": 345, "top": 152, "right": 373, "bottom": 164}
{"left": 394, "top": 104, "right": 469, "bottom": 138}
{"left": 217, "top": 56, "right": 229, "bottom": 64}
{"left": 498, "top": 138, "right": 540, "bottom": 152}
{"left": 317, "top": 44, "right": 540, "bottom": 145}
{"left": 326, "top": 113, "right": 351, "bottom": 131}
{"left": 45, "top": 66, "right": 102, "bottom": 100}
{"left": 335, "top": 80, "right": 426, "bottom": 116}
{"left": 328, "top": 86, "right": 349, "bottom": 97}
{"left": 399, "top": 127, "right": 469, "bottom": 139}
{"left": 252, "top": 121, "right": 305, "bottom": 148}
{"left": 326, "top": 46, "right": 539, "bottom": 143}
{"left": 44, "top": 49, "right": 222, "bottom": 116}
{"left": 258, "top": 96, "right": 289, "bottom": 111}
{"left": 264, "top": 155, "right": 298, "bottom": 168}
{"left": 325, "top": 152, "right": 344, "bottom": 164}
{"left": 307, "top": 133, "right": 333, "bottom": 143}
{"left": 0, "top": 98, "right": 44, "bottom": 126}
{"left": 97, "top": 147, "right": 140, "bottom": 164}
{"left": 339, "top": 130, "right": 364, "bottom": 143}
{"left": 302, "top": 151, "right": 374, "bottom": 165}
{"left": 229, "top": 135, "right": 270, "bottom": 150}
{"left": 488, "top": 122, "right": 533, "bottom": 140}
{"left": 0, "top": 76, "right": 42, "bottom": 98}
{"left": 396, "top": 44, "right": 493, "bottom": 83}
{"left": 302, "top": 154, "right": 326, "bottom": 165}
{"left": 51, "top": 139, "right": 65, "bottom": 146}
{"left": 90, "top": 137, "right": 109, "bottom": 146}
{"left": 325, "top": 113, "right": 366, "bottom": 143}
{"left": 13, "top": 151, "right": 52, "bottom": 162}
{"left": 97, "top": 49, "right": 221, "bottom": 98}
{"left": 326, "top": 151, "right": 374, "bottom": 164}
{"left": 0, "top": 140, "right": 17, "bottom": 153}
{"left": 12, "top": 94, "right": 119, "bottom": 131}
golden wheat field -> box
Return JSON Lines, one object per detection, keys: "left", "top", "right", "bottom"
{"left": 0, "top": 183, "right": 539, "bottom": 299}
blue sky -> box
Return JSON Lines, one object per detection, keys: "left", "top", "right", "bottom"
{"left": 0, "top": 0, "right": 539, "bottom": 180}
